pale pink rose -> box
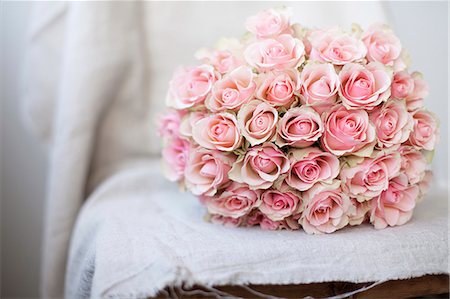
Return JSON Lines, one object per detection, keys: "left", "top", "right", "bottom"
{"left": 418, "top": 170, "right": 433, "bottom": 201}
{"left": 370, "top": 174, "right": 418, "bottom": 229}
{"left": 362, "top": 24, "right": 402, "bottom": 66}
{"left": 166, "top": 65, "right": 218, "bottom": 109}
{"left": 399, "top": 146, "right": 427, "bottom": 185}
{"left": 370, "top": 100, "right": 413, "bottom": 149}
{"left": 157, "top": 110, "right": 184, "bottom": 139}
{"left": 278, "top": 214, "right": 302, "bottom": 230}
{"left": 276, "top": 106, "right": 323, "bottom": 148}
{"left": 406, "top": 72, "right": 429, "bottom": 111}
{"left": 308, "top": 28, "right": 367, "bottom": 65}
{"left": 209, "top": 214, "right": 245, "bottom": 227}
{"left": 340, "top": 151, "right": 402, "bottom": 202}
{"left": 262, "top": 217, "right": 297, "bottom": 230}
{"left": 206, "top": 66, "right": 256, "bottom": 112}
{"left": 260, "top": 215, "right": 300, "bottom": 230}
{"left": 348, "top": 199, "right": 371, "bottom": 226}
{"left": 391, "top": 71, "right": 429, "bottom": 111}
{"left": 408, "top": 109, "right": 439, "bottom": 151}
{"left": 246, "top": 209, "right": 300, "bottom": 230}
{"left": 339, "top": 62, "right": 392, "bottom": 110}
{"left": 201, "top": 182, "right": 261, "bottom": 218}
{"left": 321, "top": 105, "right": 376, "bottom": 157}
{"left": 161, "top": 137, "right": 190, "bottom": 182}
{"left": 185, "top": 148, "right": 236, "bottom": 196}
{"left": 300, "top": 63, "right": 340, "bottom": 110}
{"left": 259, "top": 215, "right": 282, "bottom": 230}
{"left": 179, "top": 111, "right": 207, "bottom": 139}
{"left": 391, "top": 71, "right": 414, "bottom": 99}
{"left": 197, "top": 49, "right": 242, "bottom": 74}
{"left": 301, "top": 180, "right": 351, "bottom": 234}
{"left": 286, "top": 147, "right": 339, "bottom": 191}
{"left": 256, "top": 69, "right": 300, "bottom": 107}
{"left": 259, "top": 189, "right": 302, "bottom": 221}
{"left": 192, "top": 113, "right": 242, "bottom": 151}
{"left": 237, "top": 100, "right": 278, "bottom": 146}
{"left": 244, "top": 34, "right": 305, "bottom": 71}
{"left": 245, "top": 7, "right": 292, "bottom": 38}
{"left": 246, "top": 209, "right": 266, "bottom": 226}
{"left": 229, "top": 143, "right": 290, "bottom": 189}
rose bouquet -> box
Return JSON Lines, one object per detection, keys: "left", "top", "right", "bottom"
{"left": 158, "top": 7, "right": 438, "bottom": 234}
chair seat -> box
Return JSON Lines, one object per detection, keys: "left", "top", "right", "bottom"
{"left": 66, "top": 159, "right": 449, "bottom": 298}
{"left": 156, "top": 274, "right": 449, "bottom": 298}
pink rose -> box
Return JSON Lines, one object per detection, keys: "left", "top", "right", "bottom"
{"left": 246, "top": 209, "right": 266, "bottom": 226}
{"left": 179, "top": 111, "right": 207, "bottom": 139}
{"left": 158, "top": 110, "right": 184, "bottom": 139}
{"left": 256, "top": 69, "right": 300, "bottom": 107}
{"left": 340, "top": 151, "right": 402, "bottom": 202}
{"left": 237, "top": 100, "right": 278, "bottom": 146}
{"left": 161, "top": 137, "right": 190, "bottom": 182}
{"left": 406, "top": 72, "right": 429, "bottom": 111}
{"left": 339, "top": 62, "right": 392, "bottom": 110}
{"left": 276, "top": 106, "right": 323, "bottom": 148}
{"left": 299, "top": 63, "right": 340, "bottom": 110}
{"left": 209, "top": 214, "right": 245, "bottom": 228}
{"left": 247, "top": 210, "right": 300, "bottom": 230}
{"left": 370, "top": 100, "right": 413, "bottom": 149}
{"left": 166, "top": 64, "right": 218, "bottom": 109}
{"left": 348, "top": 199, "right": 371, "bottom": 226}
{"left": 196, "top": 49, "right": 242, "bottom": 74}
{"left": 286, "top": 147, "right": 340, "bottom": 191}
{"left": 391, "top": 71, "right": 429, "bottom": 111}
{"left": 259, "top": 216, "right": 282, "bottom": 230}
{"left": 370, "top": 174, "right": 418, "bottom": 229}
{"left": 301, "top": 180, "right": 351, "bottom": 234}
{"left": 309, "top": 28, "right": 367, "bottom": 65}
{"left": 391, "top": 71, "right": 414, "bottom": 99}
{"left": 362, "top": 24, "right": 402, "bottom": 66}
{"left": 192, "top": 112, "right": 242, "bottom": 151}
{"left": 261, "top": 217, "right": 300, "bottom": 230}
{"left": 408, "top": 109, "right": 439, "bottom": 151}
{"left": 418, "top": 170, "right": 433, "bottom": 201}
{"left": 321, "top": 105, "right": 376, "bottom": 157}
{"left": 245, "top": 7, "right": 292, "bottom": 38}
{"left": 278, "top": 215, "right": 301, "bottom": 230}
{"left": 201, "top": 182, "right": 261, "bottom": 218}
{"left": 399, "top": 146, "right": 427, "bottom": 185}
{"left": 206, "top": 66, "right": 256, "bottom": 112}
{"left": 244, "top": 34, "right": 305, "bottom": 71}
{"left": 229, "top": 142, "right": 290, "bottom": 189}
{"left": 259, "top": 189, "right": 302, "bottom": 221}
{"left": 185, "top": 148, "right": 236, "bottom": 196}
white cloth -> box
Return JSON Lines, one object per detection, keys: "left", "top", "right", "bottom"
{"left": 25, "top": 3, "right": 154, "bottom": 297}
{"left": 23, "top": 2, "right": 448, "bottom": 298}
{"left": 66, "top": 159, "right": 448, "bottom": 298}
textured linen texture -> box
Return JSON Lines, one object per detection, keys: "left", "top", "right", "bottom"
{"left": 66, "top": 160, "right": 448, "bottom": 298}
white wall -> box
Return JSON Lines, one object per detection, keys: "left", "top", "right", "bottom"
{"left": 1, "top": 3, "right": 47, "bottom": 298}
{"left": 0, "top": 2, "right": 447, "bottom": 298}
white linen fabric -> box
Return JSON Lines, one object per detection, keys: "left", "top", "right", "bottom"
{"left": 66, "top": 159, "right": 448, "bottom": 298}
{"left": 22, "top": 2, "right": 448, "bottom": 298}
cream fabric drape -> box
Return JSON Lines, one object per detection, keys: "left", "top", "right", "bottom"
{"left": 25, "top": 3, "right": 153, "bottom": 297}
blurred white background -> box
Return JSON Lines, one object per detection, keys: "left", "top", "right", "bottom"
{"left": 1, "top": 2, "right": 448, "bottom": 298}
